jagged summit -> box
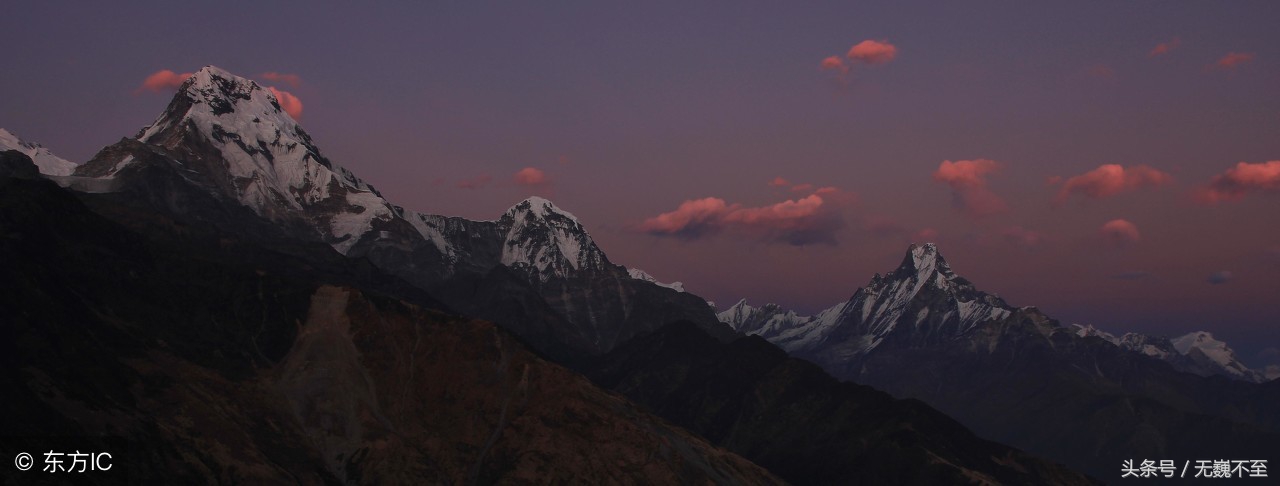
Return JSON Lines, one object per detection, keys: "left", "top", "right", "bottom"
{"left": 897, "top": 242, "right": 956, "bottom": 279}
{"left": 508, "top": 196, "right": 581, "bottom": 223}
{"left": 499, "top": 196, "right": 606, "bottom": 276}
{"left": 722, "top": 242, "right": 1015, "bottom": 357}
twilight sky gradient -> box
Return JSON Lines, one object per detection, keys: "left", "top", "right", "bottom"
{"left": 3, "top": 1, "right": 1279, "bottom": 365}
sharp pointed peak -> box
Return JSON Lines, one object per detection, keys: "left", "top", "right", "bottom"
{"left": 506, "top": 196, "right": 579, "bottom": 223}
{"left": 896, "top": 242, "right": 954, "bottom": 278}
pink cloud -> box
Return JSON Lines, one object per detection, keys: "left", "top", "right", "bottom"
{"left": 1215, "top": 52, "right": 1255, "bottom": 69}
{"left": 932, "top": 159, "right": 1008, "bottom": 217}
{"left": 820, "top": 56, "right": 849, "bottom": 74}
{"left": 267, "top": 87, "right": 304, "bottom": 119}
{"left": 768, "top": 177, "right": 791, "bottom": 187}
{"left": 514, "top": 167, "right": 549, "bottom": 186}
{"left": 1086, "top": 64, "right": 1116, "bottom": 79}
{"left": 1053, "top": 164, "right": 1174, "bottom": 203}
{"left": 847, "top": 40, "right": 898, "bottom": 65}
{"left": 260, "top": 72, "right": 302, "bottom": 88}
{"left": 1002, "top": 226, "right": 1048, "bottom": 247}
{"left": 641, "top": 189, "right": 850, "bottom": 245}
{"left": 639, "top": 197, "right": 733, "bottom": 237}
{"left": 1149, "top": 38, "right": 1181, "bottom": 57}
{"left": 455, "top": 174, "right": 493, "bottom": 190}
{"left": 790, "top": 183, "right": 814, "bottom": 193}
{"left": 1194, "top": 160, "right": 1280, "bottom": 203}
{"left": 1099, "top": 219, "right": 1141, "bottom": 246}
{"left": 137, "top": 69, "right": 193, "bottom": 93}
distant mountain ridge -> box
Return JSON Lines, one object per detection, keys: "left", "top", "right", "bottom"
{"left": 718, "top": 243, "right": 1280, "bottom": 478}
{"left": 1070, "top": 324, "right": 1273, "bottom": 382}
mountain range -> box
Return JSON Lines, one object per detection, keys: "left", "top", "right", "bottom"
{"left": 7, "top": 65, "right": 1278, "bottom": 483}
{"left": 719, "top": 243, "right": 1280, "bottom": 477}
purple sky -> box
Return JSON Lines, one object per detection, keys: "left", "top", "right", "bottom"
{"left": 4, "top": 1, "right": 1279, "bottom": 366}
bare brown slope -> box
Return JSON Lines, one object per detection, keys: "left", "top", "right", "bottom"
{"left": 0, "top": 171, "right": 781, "bottom": 484}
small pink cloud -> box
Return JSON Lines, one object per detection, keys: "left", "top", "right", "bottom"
{"left": 260, "top": 72, "right": 302, "bottom": 88}
{"left": 847, "top": 39, "right": 898, "bottom": 65}
{"left": 1148, "top": 38, "right": 1181, "bottom": 57}
{"left": 1215, "top": 52, "right": 1255, "bottom": 69}
{"left": 266, "top": 87, "right": 304, "bottom": 119}
{"left": 1002, "top": 226, "right": 1048, "bottom": 247}
{"left": 641, "top": 189, "right": 849, "bottom": 245}
{"left": 932, "top": 159, "right": 1008, "bottom": 217}
{"left": 768, "top": 177, "right": 791, "bottom": 187}
{"left": 640, "top": 197, "right": 733, "bottom": 237}
{"left": 1053, "top": 164, "right": 1174, "bottom": 203}
{"left": 1194, "top": 160, "right": 1280, "bottom": 203}
{"left": 514, "top": 167, "right": 549, "bottom": 186}
{"left": 455, "top": 174, "right": 493, "bottom": 190}
{"left": 1099, "top": 219, "right": 1141, "bottom": 246}
{"left": 820, "top": 56, "right": 849, "bottom": 74}
{"left": 1086, "top": 64, "right": 1116, "bottom": 79}
{"left": 137, "top": 69, "right": 193, "bottom": 93}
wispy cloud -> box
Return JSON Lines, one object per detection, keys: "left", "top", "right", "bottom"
{"left": 641, "top": 188, "right": 853, "bottom": 245}
{"left": 1148, "top": 38, "right": 1181, "bottom": 57}
{"left": 1053, "top": 164, "right": 1173, "bottom": 203}
{"left": 1099, "top": 219, "right": 1141, "bottom": 246}
{"left": 514, "top": 167, "right": 549, "bottom": 186}
{"left": 1194, "top": 161, "right": 1280, "bottom": 203}
{"left": 1214, "top": 52, "right": 1255, "bottom": 69}
{"left": 847, "top": 40, "right": 898, "bottom": 65}
{"left": 136, "top": 69, "right": 193, "bottom": 93}
{"left": 932, "top": 159, "right": 1007, "bottom": 217}
{"left": 260, "top": 72, "right": 302, "bottom": 88}
{"left": 266, "top": 87, "right": 304, "bottom": 119}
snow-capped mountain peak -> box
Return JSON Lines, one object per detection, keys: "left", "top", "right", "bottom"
{"left": 0, "top": 128, "right": 77, "bottom": 176}
{"left": 626, "top": 267, "right": 685, "bottom": 292}
{"left": 721, "top": 243, "right": 1015, "bottom": 357}
{"left": 900, "top": 242, "right": 955, "bottom": 279}
{"left": 127, "top": 65, "right": 389, "bottom": 252}
{"left": 1171, "top": 331, "right": 1257, "bottom": 380}
{"left": 499, "top": 197, "right": 607, "bottom": 278}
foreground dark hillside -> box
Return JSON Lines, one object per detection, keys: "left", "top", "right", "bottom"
{"left": 0, "top": 164, "right": 782, "bottom": 484}
{"left": 587, "top": 322, "right": 1096, "bottom": 485}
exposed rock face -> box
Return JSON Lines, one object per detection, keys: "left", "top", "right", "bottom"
{"left": 0, "top": 175, "right": 782, "bottom": 484}
{"left": 588, "top": 322, "right": 1097, "bottom": 485}
{"left": 0, "top": 150, "right": 41, "bottom": 179}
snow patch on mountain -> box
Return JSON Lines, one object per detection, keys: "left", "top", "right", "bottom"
{"left": 0, "top": 128, "right": 78, "bottom": 176}
{"left": 1073, "top": 325, "right": 1267, "bottom": 382}
{"left": 1172, "top": 331, "right": 1258, "bottom": 380}
{"left": 627, "top": 268, "right": 685, "bottom": 292}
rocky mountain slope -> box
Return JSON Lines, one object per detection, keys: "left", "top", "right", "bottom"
{"left": 64, "top": 65, "right": 727, "bottom": 358}
{"left": 0, "top": 160, "right": 782, "bottom": 484}
{"left": 587, "top": 322, "right": 1096, "bottom": 485}
{"left": 720, "top": 243, "right": 1280, "bottom": 479}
